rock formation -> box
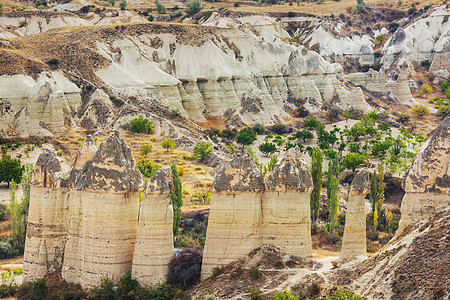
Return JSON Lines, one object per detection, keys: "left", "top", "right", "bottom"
{"left": 397, "top": 116, "right": 450, "bottom": 235}
{"left": 202, "top": 154, "right": 264, "bottom": 277}
{"left": 261, "top": 147, "right": 313, "bottom": 262}
{"left": 202, "top": 148, "right": 314, "bottom": 277}
{"left": 132, "top": 166, "right": 174, "bottom": 285}
{"left": 340, "top": 169, "right": 370, "bottom": 263}
{"left": 62, "top": 131, "right": 144, "bottom": 287}
{"left": 23, "top": 150, "right": 67, "bottom": 281}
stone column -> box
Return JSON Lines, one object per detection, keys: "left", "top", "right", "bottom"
{"left": 397, "top": 117, "right": 449, "bottom": 235}
{"left": 340, "top": 169, "right": 370, "bottom": 263}
{"left": 262, "top": 147, "right": 313, "bottom": 263}
{"left": 132, "top": 166, "right": 174, "bottom": 285}
{"left": 23, "top": 150, "right": 67, "bottom": 281}
{"left": 201, "top": 155, "right": 264, "bottom": 277}
{"left": 62, "top": 131, "right": 144, "bottom": 288}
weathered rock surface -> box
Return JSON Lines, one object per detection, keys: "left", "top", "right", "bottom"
{"left": 132, "top": 166, "right": 174, "bottom": 286}
{"left": 202, "top": 155, "right": 264, "bottom": 277}
{"left": 62, "top": 131, "right": 144, "bottom": 287}
{"left": 0, "top": 71, "right": 81, "bottom": 136}
{"left": 261, "top": 147, "right": 313, "bottom": 262}
{"left": 202, "top": 149, "right": 314, "bottom": 277}
{"left": 397, "top": 117, "right": 450, "bottom": 234}
{"left": 23, "top": 150, "right": 67, "bottom": 281}
{"left": 340, "top": 169, "right": 370, "bottom": 263}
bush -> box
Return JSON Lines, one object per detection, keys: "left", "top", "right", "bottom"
{"left": 297, "top": 105, "right": 309, "bottom": 117}
{"left": 17, "top": 278, "right": 47, "bottom": 300}
{"left": 250, "top": 266, "right": 260, "bottom": 279}
{"left": 47, "top": 58, "right": 59, "bottom": 65}
{"left": 116, "top": 272, "right": 140, "bottom": 299}
{"left": 140, "top": 144, "right": 152, "bottom": 156}
{"left": 136, "top": 157, "right": 160, "bottom": 179}
{"left": 236, "top": 127, "right": 257, "bottom": 147}
{"left": 437, "top": 106, "right": 450, "bottom": 118}
{"left": 274, "top": 290, "right": 301, "bottom": 300}
{"left": 167, "top": 247, "right": 203, "bottom": 289}
{"left": 396, "top": 114, "right": 410, "bottom": 124}
{"left": 129, "top": 117, "right": 155, "bottom": 134}
{"left": 193, "top": 141, "right": 214, "bottom": 161}
{"left": 87, "top": 277, "right": 115, "bottom": 299}
{"left": 258, "top": 142, "right": 277, "bottom": 156}
{"left": 326, "top": 286, "right": 363, "bottom": 300}
{"left": 271, "top": 124, "right": 288, "bottom": 134}
{"left": 0, "top": 241, "right": 19, "bottom": 259}
{"left": 119, "top": 0, "right": 127, "bottom": 9}
{"left": 411, "top": 105, "right": 430, "bottom": 117}
{"left": 155, "top": 0, "right": 166, "bottom": 13}
{"left": 170, "top": 9, "right": 182, "bottom": 17}
{"left": 375, "top": 35, "right": 386, "bottom": 43}
{"left": 249, "top": 288, "right": 264, "bottom": 300}
{"left": 306, "top": 282, "right": 321, "bottom": 297}
{"left": 419, "top": 83, "right": 433, "bottom": 97}
{"left": 184, "top": 0, "right": 203, "bottom": 15}
{"left": 19, "top": 20, "right": 28, "bottom": 27}
{"left": 0, "top": 204, "right": 7, "bottom": 222}
{"left": 159, "top": 137, "right": 176, "bottom": 151}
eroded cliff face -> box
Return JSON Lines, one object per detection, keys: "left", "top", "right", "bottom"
{"left": 202, "top": 147, "right": 314, "bottom": 277}
{"left": 23, "top": 150, "right": 68, "bottom": 281}
{"left": 397, "top": 116, "right": 450, "bottom": 234}
{"left": 339, "top": 169, "right": 370, "bottom": 263}
{"left": 132, "top": 166, "right": 174, "bottom": 286}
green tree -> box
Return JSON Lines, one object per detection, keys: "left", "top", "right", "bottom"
{"left": 119, "top": 0, "right": 127, "bottom": 9}
{"left": 304, "top": 117, "right": 321, "bottom": 130}
{"left": 328, "top": 175, "right": 339, "bottom": 239}
{"left": 184, "top": 0, "right": 203, "bottom": 15}
{"left": 129, "top": 117, "right": 155, "bottom": 134}
{"left": 171, "top": 164, "right": 183, "bottom": 239}
{"left": 342, "top": 152, "right": 365, "bottom": 173}
{"left": 9, "top": 182, "right": 25, "bottom": 253}
{"left": 136, "top": 157, "right": 160, "bottom": 179}
{"left": 193, "top": 141, "right": 214, "bottom": 161}
{"left": 155, "top": 0, "right": 167, "bottom": 13}
{"left": 108, "top": 0, "right": 115, "bottom": 6}
{"left": 159, "top": 137, "right": 176, "bottom": 152}
{"left": 236, "top": 127, "right": 256, "bottom": 148}
{"left": 310, "top": 147, "right": 323, "bottom": 223}
{"left": 0, "top": 155, "right": 23, "bottom": 188}
{"left": 140, "top": 144, "right": 152, "bottom": 156}
{"left": 295, "top": 130, "right": 314, "bottom": 142}
{"left": 411, "top": 105, "right": 430, "bottom": 117}
{"left": 20, "top": 163, "right": 33, "bottom": 225}
{"left": 369, "top": 164, "right": 386, "bottom": 229}
{"left": 355, "top": 0, "right": 365, "bottom": 12}
{"left": 258, "top": 142, "right": 277, "bottom": 156}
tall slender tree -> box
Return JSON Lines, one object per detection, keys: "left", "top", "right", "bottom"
{"left": 328, "top": 175, "right": 339, "bottom": 239}
{"left": 171, "top": 164, "right": 183, "bottom": 240}
{"left": 310, "top": 147, "right": 323, "bottom": 223}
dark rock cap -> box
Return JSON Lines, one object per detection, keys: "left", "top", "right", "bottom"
{"left": 212, "top": 154, "right": 263, "bottom": 192}
{"left": 145, "top": 166, "right": 172, "bottom": 194}
{"left": 61, "top": 135, "right": 98, "bottom": 188}
{"left": 403, "top": 117, "right": 449, "bottom": 193}
{"left": 75, "top": 131, "right": 144, "bottom": 193}
{"left": 31, "top": 149, "right": 62, "bottom": 188}
{"left": 350, "top": 169, "right": 370, "bottom": 196}
{"left": 265, "top": 147, "right": 313, "bottom": 192}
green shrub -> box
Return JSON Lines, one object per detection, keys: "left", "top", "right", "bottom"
{"left": 274, "top": 290, "right": 301, "bottom": 300}
{"left": 249, "top": 288, "right": 264, "bottom": 300}
{"left": 437, "top": 106, "right": 450, "bottom": 118}
{"left": 170, "top": 9, "right": 182, "bottom": 17}
{"left": 250, "top": 266, "right": 260, "bottom": 279}
{"left": 116, "top": 272, "right": 140, "bottom": 299}
{"left": 184, "top": 0, "right": 203, "bottom": 15}
{"left": 236, "top": 127, "right": 257, "bottom": 147}
{"left": 129, "top": 117, "right": 155, "bottom": 134}
{"left": 258, "top": 142, "right": 277, "bottom": 156}
{"left": 396, "top": 114, "right": 410, "bottom": 124}
{"left": 326, "top": 285, "right": 363, "bottom": 300}
{"left": 155, "top": 0, "right": 166, "bottom": 13}
{"left": 19, "top": 20, "right": 28, "bottom": 27}
{"left": 136, "top": 157, "right": 160, "bottom": 179}
{"left": 375, "top": 35, "right": 386, "bottom": 43}
{"left": 119, "top": 0, "right": 127, "bottom": 9}
{"left": 411, "top": 105, "right": 430, "bottom": 117}
{"left": 17, "top": 278, "right": 47, "bottom": 300}
{"left": 193, "top": 141, "right": 214, "bottom": 161}
{"left": 159, "top": 137, "right": 176, "bottom": 152}
{"left": 211, "top": 266, "right": 223, "bottom": 277}
{"left": 139, "top": 144, "right": 152, "bottom": 156}
{"left": 0, "top": 241, "right": 19, "bottom": 259}
{"left": 0, "top": 204, "right": 7, "bottom": 221}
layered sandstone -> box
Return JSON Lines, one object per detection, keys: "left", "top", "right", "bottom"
{"left": 397, "top": 117, "right": 450, "bottom": 234}
{"left": 340, "top": 169, "right": 370, "bottom": 263}
{"left": 23, "top": 150, "right": 67, "bottom": 281}
{"left": 132, "top": 166, "right": 174, "bottom": 285}
{"left": 202, "top": 149, "right": 315, "bottom": 277}
{"left": 262, "top": 147, "right": 313, "bottom": 262}
{"left": 202, "top": 155, "right": 264, "bottom": 277}
{"left": 62, "top": 131, "right": 144, "bottom": 287}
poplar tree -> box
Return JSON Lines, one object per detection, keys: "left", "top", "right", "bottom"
{"left": 328, "top": 175, "right": 339, "bottom": 239}
{"left": 171, "top": 164, "right": 183, "bottom": 240}
{"left": 310, "top": 147, "right": 323, "bottom": 223}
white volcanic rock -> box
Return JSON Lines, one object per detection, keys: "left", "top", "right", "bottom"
{"left": 382, "top": 5, "right": 450, "bottom": 76}
{"left": 202, "top": 155, "right": 264, "bottom": 277}
{"left": 262, "top": 147, "right": 313, "bottom": 263}
{"left": 397, "top": 117, "right": 450, "bottom": 234}
{"left": 132, "top": 166, "right": 174, "bottom": 285}
{"left": 340, "top": 169, "right": 370, "bottom": 263}
{"left": 23, "top": 150, "right": 67, "bottom": 281}
{"left": 0, "top": 71, "right": 81, "bottom": 135}
{"left": 62, "top": 131, "right": 144, "bottom": 288}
